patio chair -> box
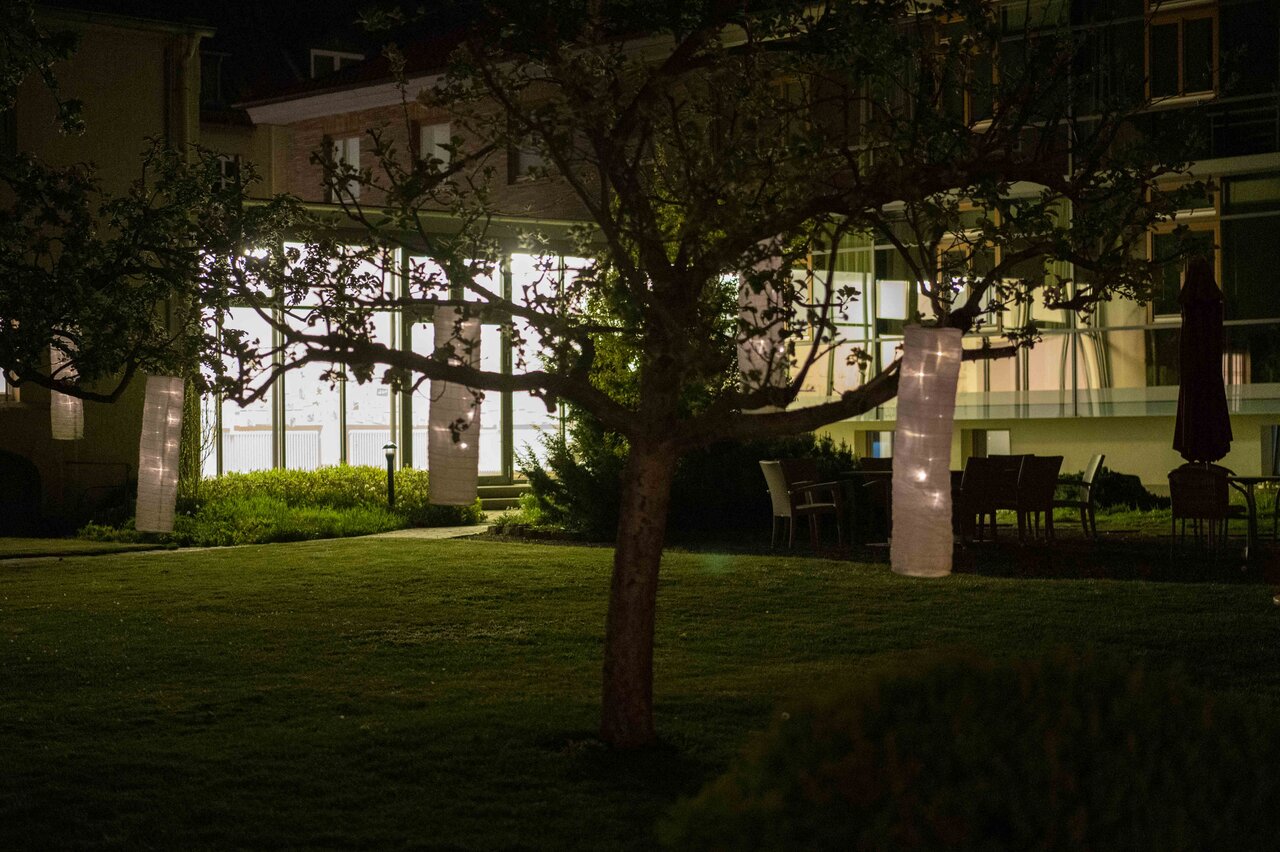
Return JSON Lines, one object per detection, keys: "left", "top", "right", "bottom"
{"left": 1167, "top": 463, "right": 1247, "bottom": 556}
{"left": 760, "top": 459, "right": 845, "bottom": 549}
{"left": 1016, "top": 455, "right": 1063, "bottom": 540}
{"left": 858, "top": 457, "right": 893, "bottom": 473}
{"left": 957, "top": 455, "right": 1022, "bottom": 541}
{"left": 853, "top": 458, "right": 893, "bottom": 543}
{"left": 1053, "top": 453, "right": 1105, "bottom": 539}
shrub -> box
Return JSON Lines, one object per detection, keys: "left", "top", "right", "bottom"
{"left": 187, "top": 466, "right": 482, "bottom": 526}
{"left": 1059, "top": 466, "right": 1171, "bottom": 511}
{"left": 661, "top": 649, "right": 1280, "bottom": 851}
{"left": 80, "top": 465, "right": 482, "bottom": 547}
{"left": 521, "top": 430, "right": 856, "bottom": 540}
{"left": 1093, "top": 467, "right": 1172, "bottom": 510}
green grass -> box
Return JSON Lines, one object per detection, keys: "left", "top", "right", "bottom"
{"left": 0, "top": 537, "right": 163, "bottom": 559}
{"left": 2, "top": 538, "right": 1279, "bottom": 849}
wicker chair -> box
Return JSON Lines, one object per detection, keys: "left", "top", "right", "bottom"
{"left": 760, "top": 459, "right": 845, "bottom": 549}
{"left": 958, "top": 455, "right": 1023, "bottom": 541}
{"left": 1167, "top": 463, "right": 1247, "bottom": 556}
{"left": 1053, "top": 453, "right": 1105, "bottom": 539}
{"left": 1016, "top": 455, "right": 1064, "bottom": 540}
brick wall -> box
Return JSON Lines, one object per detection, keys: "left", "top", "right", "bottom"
{"left": 282, "top": 101, "right": 590, "bottom": 222}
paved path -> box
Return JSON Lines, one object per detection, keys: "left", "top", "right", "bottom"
{"left": 0, "top": 525, "right": 490, "bottom": 565}
{"left": 363, "top": 525, "right": 486, "bottom": 540}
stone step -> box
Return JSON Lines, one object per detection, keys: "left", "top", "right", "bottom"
{"left": 478, "top": 482, "right": 531, "bottom": 512}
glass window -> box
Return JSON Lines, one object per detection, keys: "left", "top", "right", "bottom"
{"left": 282, "top": 314, "right": 342, "bottom": 470}
{"left": 1148, "top": 9, "right": 1216, "bottom": 99}
{"left": 1151, "top": 230, "right": 1215, "bottom": 317}
{"left": 325, "top": 136, "right": 361, "bottom": 201}
{"left": 218, "top": 308, "right": 275, "bottom": 474}
{"left": 345, "top": 312, "right": 396, "bottom": 467}
{"left": 1224, "top": 174, "right": 1280, "bottom": 214}
{"left": 1223, "top": 216, "right": 1280, "bottom": 321}
{"left": 419, "top": 121, "right": 451, "bottom": 168}
{"left": 1183, "top": 16, "right": 1214, "bottom": 93}
{"left": 1149, "top": 23, "right": 1179, "bottom": 97}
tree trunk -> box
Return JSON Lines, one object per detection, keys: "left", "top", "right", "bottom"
{"left": 600, "top": 440, "right": 678, "bottom": 749}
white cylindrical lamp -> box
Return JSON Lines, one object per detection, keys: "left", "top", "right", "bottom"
{"left": 50, "top": 341, "right": 84, "bottom": 441}
{"left": 135, "top": 375, "right": 185, "bottom": 533}
{"left": 427, "top": 308, "right": 482, "bottom": 505}
{"left": 890, "top": 326, "right": 963, "bottom": 578}
{"left": 737, "top": 253, "right": 787, "bottom": 398}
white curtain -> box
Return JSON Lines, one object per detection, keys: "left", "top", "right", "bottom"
{"left": 891, "top": 326, "right": 963, "bottom": 578}
{"left": 427, "top": 308, "right": 482, "bottom": 505}
{"left": 135, "top": 375, "right": 185, "bottom": 533}
{"left": 50, "top": 340, "right": 84, "bottom": 440}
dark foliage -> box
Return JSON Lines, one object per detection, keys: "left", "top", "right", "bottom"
{"left": 661, "top": 648, "right": 1280, "bottom": 851}
{"left": 521, "top": 428, "right": 856, "bottom": 540}
{"left": 1060, "top": 465, "right": 1171, "bottom": 510}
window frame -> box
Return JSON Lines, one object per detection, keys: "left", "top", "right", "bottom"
{"left": 309, "top": 49, "right": 364, "bottom": 79}
{"left": 415, "top": 120, "right": 452, "bottom": 168}
{"left": 324, "top": 135, "right": 361, "bottom": 202}
{"left": 1145, "top": 0, "right": 1218, "bottom": 102}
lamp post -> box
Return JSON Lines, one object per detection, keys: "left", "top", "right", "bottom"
{"left": 383, "top": 442, "right": 397, "bottom": 509}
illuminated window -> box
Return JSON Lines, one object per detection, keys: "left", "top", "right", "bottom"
{"left": 418, "top": 121, "right": 451, "bottom": 168}
{"left": 216, "top": 154, "right": 240, "bottom": 192}
{"left": 508, "top": 139, "right": 547, "bottom": 182}
{"left": 325, "top": 135, "right": 361, "bottom": 201}
{"left": 310, "top": 49, "right": 364, "bottom": 78}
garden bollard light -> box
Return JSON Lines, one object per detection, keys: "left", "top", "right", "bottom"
{"left": 383, "top": 442, "right": 397, "bottom": 508}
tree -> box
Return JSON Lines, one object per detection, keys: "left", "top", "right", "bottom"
{"left": 0, "top": 0, "right": 305, "bottom": 406}
{"left": 204, "top": 0, "right": 1205, "bottom": 748}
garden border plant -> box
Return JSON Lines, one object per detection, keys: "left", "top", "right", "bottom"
{"left": 78, "top": 465, "right": 482, "bottom": 547}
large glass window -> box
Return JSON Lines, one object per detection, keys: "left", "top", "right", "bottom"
{"left": 282, "top": 313, "right": 342, "bottom": 471}
{"left": 217, "top": 307, "right": 275, "bottom": 474}
{"left": 511, "top": 253, "right": 574, "bottom": 466}
{"left": 345, "top": 312, "right": 396, "bottom": 466}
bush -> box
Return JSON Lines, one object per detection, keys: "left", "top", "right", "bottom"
{"left": 661, "top": 649, "right": 1280, "bottom": 851}
{"left": 521, "top": 430, "right": 856, "bottom": 540}
{"left": 1059, "top": 466, "right": 1171, "bottom": 511}
{"left": 80, "top": 465, "right": 482, "bottom": 547}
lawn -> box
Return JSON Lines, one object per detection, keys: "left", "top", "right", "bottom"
{"left": 2, "top": 537, "right": 1278, "bottom": 849}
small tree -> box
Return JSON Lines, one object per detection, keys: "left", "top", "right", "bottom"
{"left": 204, "top": 0, "right": 1204, "bottom": 748}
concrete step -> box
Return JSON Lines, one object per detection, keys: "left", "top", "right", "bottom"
{"left": 478, "top": 482, "right": 531, "bottom": 512}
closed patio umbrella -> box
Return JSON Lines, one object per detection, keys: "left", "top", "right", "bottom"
{"left": 1173, "top": 256, "right": 1232, "bottom": 463}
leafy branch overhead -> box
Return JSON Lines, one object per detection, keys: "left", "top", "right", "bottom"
{"left": 206, "top": 0, "right": 1206, "bottom": 451}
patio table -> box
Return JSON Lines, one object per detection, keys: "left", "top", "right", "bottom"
{"left": 1226, "top": 475, "right": 1280, "bottom": 562}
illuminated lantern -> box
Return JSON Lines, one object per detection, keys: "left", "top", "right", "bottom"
{"left": 737, "top": 263, "right": 787, "bottom": 394}
{"left": 49, "top": 341, "right": 84, "bottom": 440}
{"left": 135, "top": 375, "right": 185, "bottom": 533}
{"left": 890, "top": 326, "right": 963, "bottom": 578}
{"left": 428, "top": 308, "right": 482, "bottom": 505}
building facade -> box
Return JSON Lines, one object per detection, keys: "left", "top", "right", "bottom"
{"left": 1, "top": 5, "right": 211, "bottom": 528}
{"left": 225, "top": 0, "right": 1279, "bottom": 488}
{"left": 7, "top": 1, "right": 1277, "bottom": 521}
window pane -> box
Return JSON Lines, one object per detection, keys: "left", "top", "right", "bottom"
{"left": 1183, "top": 17, "right": 1214, "bottom": 93}
{"left": 1149, "top": 23, "right": 1179, "bottom": 97}
{"left": 282, "top": 315, "right": 342, "bottom": 470}
{"left": 1223, "top": 217, "right": 1280, "bottom": 320}
{"left": 1224, "top": 174, "right": 1280, "bottom": 213}
{"left": 219, "top": 308, "right": 275, "bottom": 473}
{"left": 345, "top": 312, "right": 395, "bottom": 467}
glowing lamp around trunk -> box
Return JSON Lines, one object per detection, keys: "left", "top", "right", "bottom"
{"left": 135, "top": 375, "right": 185, "bottom": 533}
{"left": 428, "top": 308, "right": 482, "bottom": 505}
{"left": 50, "top": 341, "right": 84, "bottom": 441}
{"left": 890, "top": 326, "right": 963, "bottom": 578}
